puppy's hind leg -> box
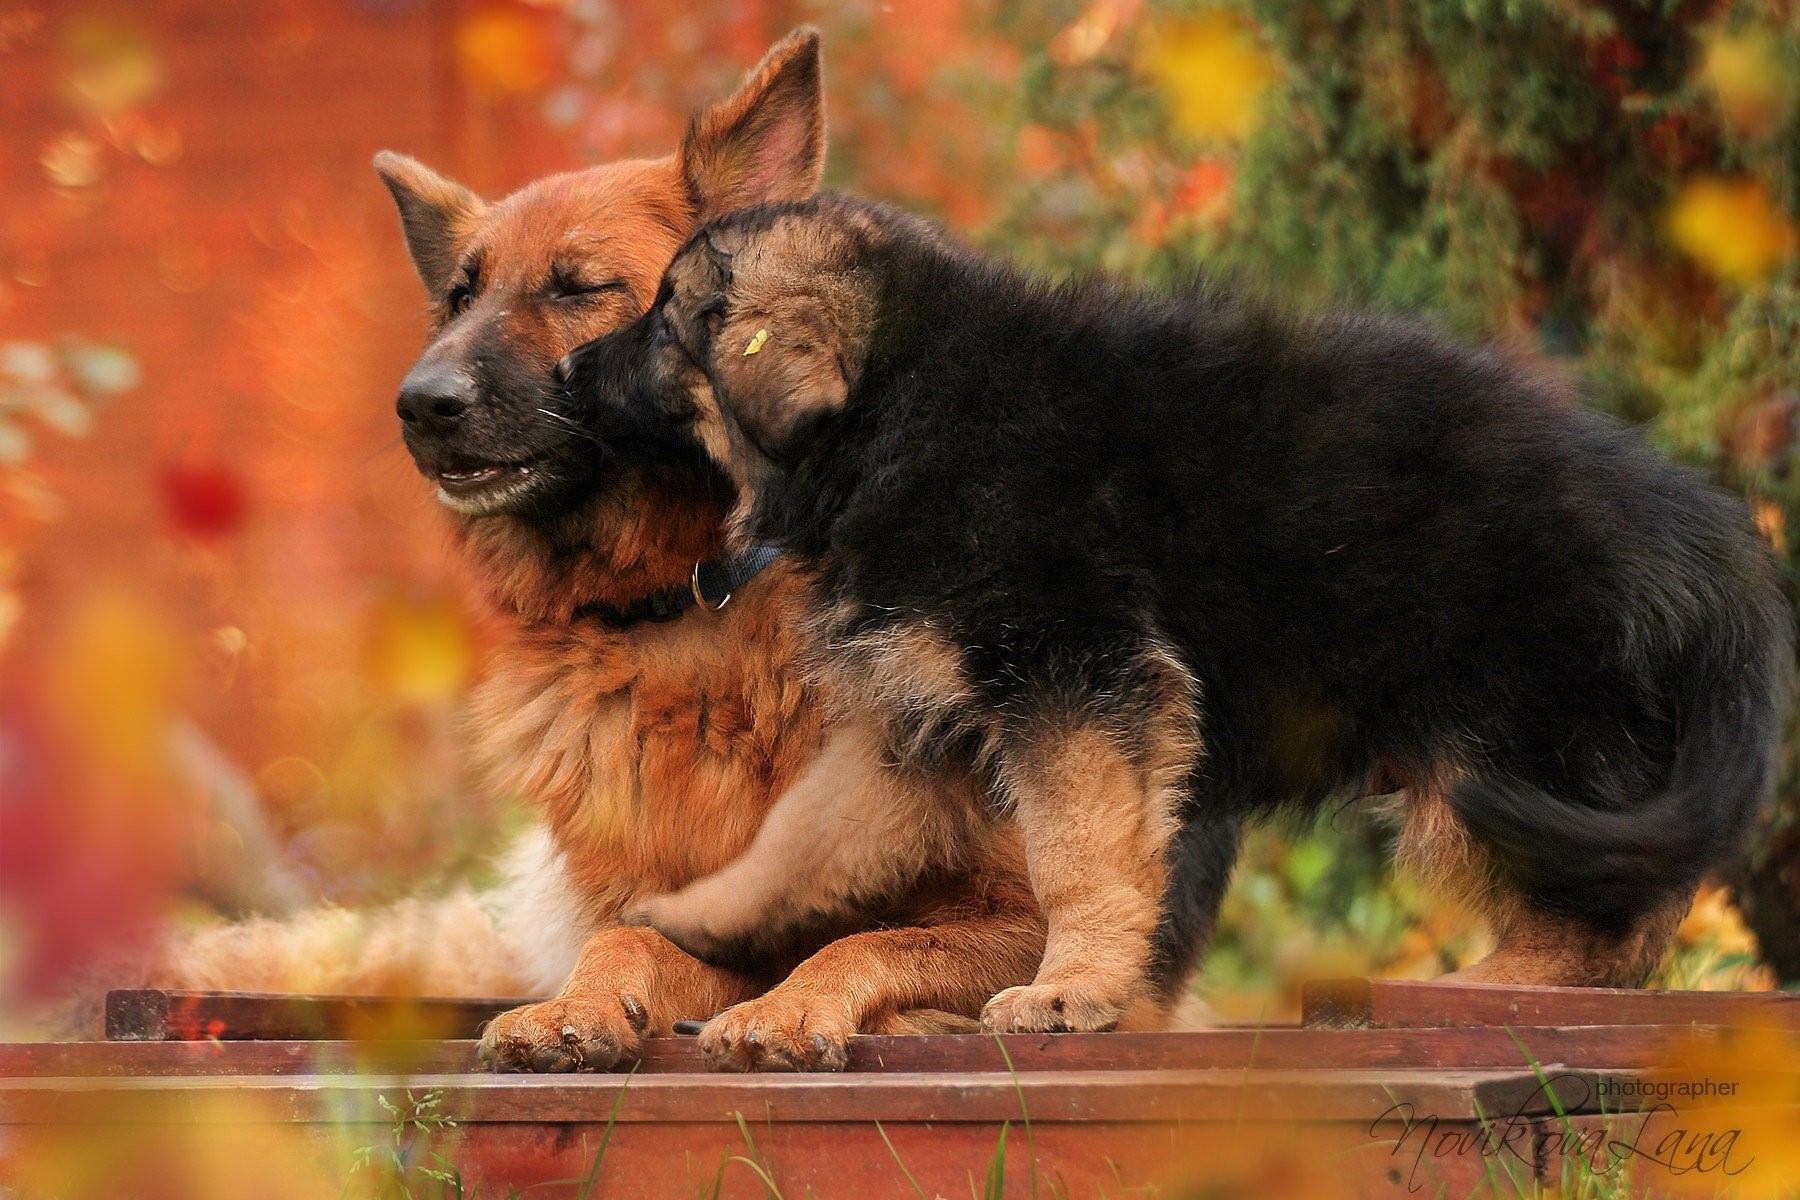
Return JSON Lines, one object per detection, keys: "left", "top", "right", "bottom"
{"left": 1400, "top": 790, "right": 1691, "bottom": 988}
{"left": 626, "top": 716, "right": 976, "bottom": 969}
{"left": 1444, "top": 891, "right": 1691, "bottom": 988}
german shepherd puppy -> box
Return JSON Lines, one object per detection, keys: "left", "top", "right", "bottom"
{"left": 160, "top": 33, "right": 1047, "bottom": 1073}
{"left": 564, "top": 193, "right": 1793, "bottom": 1033}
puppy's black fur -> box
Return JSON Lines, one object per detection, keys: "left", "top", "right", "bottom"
{"left": 572, "top": 194, "right": 1792, "bottom": 994}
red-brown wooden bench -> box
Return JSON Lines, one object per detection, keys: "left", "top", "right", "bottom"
{"left": 2, "top": 980, "right": 1793, "bottom": 1198}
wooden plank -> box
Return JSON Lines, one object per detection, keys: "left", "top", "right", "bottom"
{"left": 1302, "top": 978, "right": 1800, "bottom": 1030}
{"left": 829, "top": 1024, "right": 1718, "bottom": 1075}
{"left": 0, "top": 1115, "right": 1501, "bottom": 1200}
{"left": 0, "top": 1067, "right": 1619, "bottom": 1126}
{"left": 120, "top": 980, "right": 1799, "bottom": 1044}
{"left": 452, "top": 1121, "right": 1196, "bottom": 1200}
{"left": 103, "top": 989, "right": 536, "bottom": 1041}
{"left": 0, "top": 1039, "right": 477, "bottom": 1078}
{"left": 4, "top": 1024, "right": 1740, "bottom": 1078}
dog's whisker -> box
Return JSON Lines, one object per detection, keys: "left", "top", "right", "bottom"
{"left": 535, "top": 406, "right": 605, "bottom": 447}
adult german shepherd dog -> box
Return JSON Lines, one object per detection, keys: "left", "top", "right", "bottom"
{"left": 159, "top": 33, "right": 1052, "bottom": 1073}
{"left": 564, "top": 194, "right": 1792, "bottom": 1033}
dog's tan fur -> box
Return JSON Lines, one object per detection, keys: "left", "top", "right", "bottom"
{"left": 146, "top": 31, "right": 1050, "bottom": 1073}
{"left": 1397, "top": 786, "right": 1691, "bottom": 988}
{"left": 603, "top": 213, "right": 1221, "bottom": 1029}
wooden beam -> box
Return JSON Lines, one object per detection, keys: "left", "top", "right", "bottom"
{"left": 103, "top": 989, "right": 535, "bottom": 1041}
{"left": 0, "top": 1039, "right": 476, "bottom": 1078}
{"left": 1302, "top": 978, "right": 1800, "bottom": 1030}
{"left": 0, "top": 1066, "right": 1619, "bottom": 1125}
{"left": 112, "top": 981, "right": 1800, "bottom": 1044}
{"left": 0, "top": 1103, "right": 1567, "bottom": 1199}
{"left": 34, "top": 1024, "right": 1731, "bottom": 1078}
{"left": 830, "top": 1023, "right": 1714, "bottom": 1074}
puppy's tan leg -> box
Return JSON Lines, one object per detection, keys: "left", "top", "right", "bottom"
{"left": 983, "top": 725, "right": 1187, "bottom": 1034}
{"left": 479, "top": 925, "right": 757, "bottom": 1072}
{"left": 1444, "top": 891, "right": 1691, "bottom": 988}
{"left": 1400, "top": 790, "right": 1691, "bottom": 988}
{"left": 626, "top": 716, "right": 976, "bottom": 967}
{"left": 699, "top": 887, "right": 1046, "bottom": 1071}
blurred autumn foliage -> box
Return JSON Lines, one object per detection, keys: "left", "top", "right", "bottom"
{"left": 0, "top": 0, "right": 1795, "bottom": 1021}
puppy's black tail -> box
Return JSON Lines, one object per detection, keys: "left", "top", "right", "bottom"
{"left": 1447, "top": 589, "right": 1792, "bottom": 931}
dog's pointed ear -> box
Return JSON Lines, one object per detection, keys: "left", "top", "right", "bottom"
{"left": 373, "top": 151, "right": 486, "bottom": 296}
{"left": 680, "top": 27, "right": 824, "bottom": 221}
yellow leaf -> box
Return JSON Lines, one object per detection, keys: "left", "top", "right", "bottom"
{"left": 58, "top": 15, "right": 163, "bottom": 116}
{"left": 1667, "top": 176, "right": 1796, "bottom": 285}
{"left": 1677, "top": 884, "right": 1762, "bottom": 958}
{"left": 1141, "top": 11, "right": 1278, "bottom": 142}
{"left": 1699, "top": 25, "right": 1792, "bottom": 139}
{"left": 9, "top": 1092, "right": 344, "bottom": 1200}
{"left": 1651, "top": 1023, "right": 1800, "bottom": 1197}
{"left": 743, "top": 327, "right": 770, "bottom": 356}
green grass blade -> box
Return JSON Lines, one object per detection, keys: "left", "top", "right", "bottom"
{"left": 991, "top": 1034, "right": 1038, "bottom": 1199}
{"left": 985, "top": 1121, "right": 1011, "bottom": 1200}
{"left": 731, "top": 1111, "right": 785, "bottom": 1200}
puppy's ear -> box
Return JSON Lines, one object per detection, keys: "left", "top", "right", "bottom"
{"left": 662, "top": 231, "right": 737, "bottom": 351}
{"left": 373, "top": 151, "right": 486, "bottom": 296}
{"left": 681, "top": 28, "right": 825, "bottom": 220}
{"left": 721, "top": 321, "right": 850, "bottom": 465}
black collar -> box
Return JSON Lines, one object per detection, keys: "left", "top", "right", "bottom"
{"left": 572, "top": 542, "right": 783, "bottom": 628}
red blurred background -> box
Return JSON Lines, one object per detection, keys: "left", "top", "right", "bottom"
{"left": 0, "top": 0, "right": 1037, "bottom": 1002}
{"left": 3, "top": 0, "right": 1789, "bottom": 1014}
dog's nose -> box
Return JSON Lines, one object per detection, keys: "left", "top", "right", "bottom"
{"left": 396, "top": 367, "right": 473, "bottom": 433}
{"left": 553, "top": 351, "right": 577, "bottom": 390}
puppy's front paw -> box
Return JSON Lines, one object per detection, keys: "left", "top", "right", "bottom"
{"left": 699, "top": 994, "right": 853, "bottom": 1073}
{"left": 981, "top": 983, "right": 1125, "bottom": 1034}
{"left": 624, "top": 892, "right": 753, "bottom": 970}
{"left": 476, "top": 994, "right": 648, "bottom": 1073}
{"left": 622, "top": 892, "right": 713, "bottom": 956}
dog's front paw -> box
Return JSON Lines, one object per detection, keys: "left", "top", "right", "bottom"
{"left": 477, "top": 994, "right": 649, "bottom": 1073}
{"left": 699, "top": 994, "right": 853, "bottom": 1072}
{"left": 981, "top": 982, "right": 1125, "bottom": 1034}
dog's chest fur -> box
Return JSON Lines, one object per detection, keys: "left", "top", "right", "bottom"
{"left": 469, "top": 565, "right": 827, "bottom": 925}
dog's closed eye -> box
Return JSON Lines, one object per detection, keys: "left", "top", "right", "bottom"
{"left": 547, "top": 269, "right": 630, "bottom": 303}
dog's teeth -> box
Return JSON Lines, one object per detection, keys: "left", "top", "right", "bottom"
{"left": 433, "top": 460, "right": 544, "bottom": 516}
{"left": 441, "top": 465, "right": 506, "bottom": 486}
